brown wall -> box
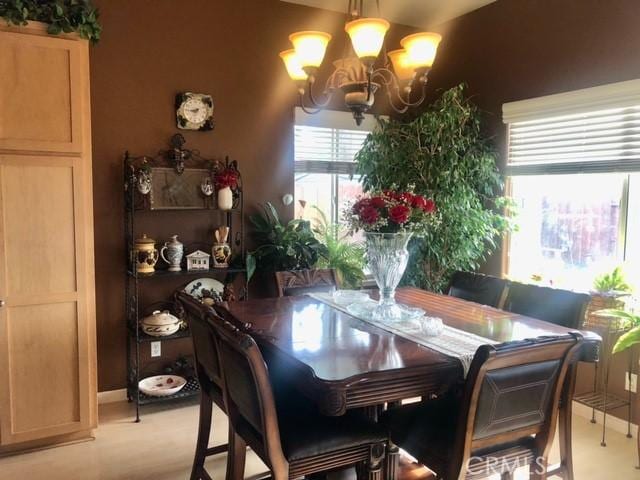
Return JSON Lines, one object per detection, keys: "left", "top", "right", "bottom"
{"left": 423, "top": 0, "right": 640, "bottom": 420}
{"left": 90, "top": 0, "right": 414, "bottom": 391}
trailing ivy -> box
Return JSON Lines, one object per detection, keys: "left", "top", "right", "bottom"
{"left": 355, "top": 84, "right": 515, "bottom": 292}
{"left": 0, "top": 0, "right": 101, "bottom": 43}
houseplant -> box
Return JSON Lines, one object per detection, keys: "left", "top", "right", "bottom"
{"left": 312, "top": 207, "right": 365, "bottom": 289}
{"left": 585, "top": 267, "right": 633, "bottom": 331}
{"left": 355, "top": 84, "right": 514, "bottom": 292}
{"left": 597, "top": 309, "right": 640, "bottom": 354}
{"left": 0, "top": 0, "right": 102, "bottom": 42}
{"left": 345, "top": 189, "right": 436, "bottom": 320}
{"left": 246, "top": 202, "right": 327, "bottom": 282}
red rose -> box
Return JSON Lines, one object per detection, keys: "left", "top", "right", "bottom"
{"left": 370, "top": 196, "right": 386, "bottom": 208}
{"left": 360, "top": 206, "right": 379, "bottom": 224}
{"left": 400, "top": 192, "right": 414, "bottom": 204}
{"left": 410, "top": 195, "right": 427, "bottom": 210}
{"left": 383, "top": 190, "right": 399, "bottom": 200}
{"left": 389, "top": 204, "right": 411, "bottom": 224}
{"left": 422, "top": 199, "right": 436, "bottom": 213}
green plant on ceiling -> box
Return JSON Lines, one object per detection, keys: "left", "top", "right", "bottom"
{"left": 0, "top": 0, "right": 102, "bottom": 43}
{"left": 355, "top": 83, "right": 515, "bottom": 292}
{"left": 593, "top": 266, "right": 632, "bottom": 294}
{"left": 312, "top": 207, "right": 365, "bottom": 289}
{"left": 246, "top": 202, "right": 328, "bottom": 282}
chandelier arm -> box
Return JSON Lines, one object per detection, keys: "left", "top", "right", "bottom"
{"left": 307, "top": 78, "right": 334, "bottom": 108}
{"left": 298, "top": 92, "right": 324, "bottom": 115}
{"left": 372, "top": 67, "right": 429, "bottom": 108}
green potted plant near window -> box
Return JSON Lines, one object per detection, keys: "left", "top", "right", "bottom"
{"left": 246, "top": 203, "right": 328, "bottom": 293}
{"left": 585, "top": 267, "right": 633, "bottom": 331}
{"left": 355, "top": 84, "right": 515, "bottom": 292}
{"left": 312, "top": 207, "right": 366, "bottom": 289}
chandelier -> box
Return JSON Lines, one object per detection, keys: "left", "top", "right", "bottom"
{"left": 279, "top": 0, "right": 442, "bottom": 125}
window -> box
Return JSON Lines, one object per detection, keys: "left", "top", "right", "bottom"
{"left": 503, "top": 80, "right": 640, "bottom": 291}
{"left": 294, "top": 108, "right": 378, "bottom": 225}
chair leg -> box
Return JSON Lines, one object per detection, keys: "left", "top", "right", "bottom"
{"left": 225, "top": 427, "right": 247, "bottom": 480}
{"left": 558, "top": 397, "right": 574, "bottom": 480}
{"left": 191, "top": 394, "right": 213, "bottom": 480}
{"left": 367, "top": 443, "right": 386, "bottom": 480}
{"left": 529, "top": 459, "right": 547, "bottom": 480}
{"left": 384, "top": 441, "right": 399, "bottom": 480}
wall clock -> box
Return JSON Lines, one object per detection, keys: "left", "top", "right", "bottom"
{"left": 175, "top": 92, "right": 215, "bottom": 131}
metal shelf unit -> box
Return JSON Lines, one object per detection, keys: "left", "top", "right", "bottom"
{"left": 123, "top": 135, "right": 246, "bottom": 422}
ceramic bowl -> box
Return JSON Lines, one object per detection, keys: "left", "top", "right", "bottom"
{"left": 141, "top": 310, "right": 181, "bottom": 337}
{"left": 138, "top": 375, "right": 187, "bottom": 397}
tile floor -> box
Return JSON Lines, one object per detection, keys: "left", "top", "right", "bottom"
{"left": 0, "top": 399, "right": 638, "bottom": 480}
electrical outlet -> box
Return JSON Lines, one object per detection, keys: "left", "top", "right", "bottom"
{"left": 151, "top": 341, "right": 161, "bottom": 358}
{"left": 625, "top": 372, "right": 637, "bottom": 393}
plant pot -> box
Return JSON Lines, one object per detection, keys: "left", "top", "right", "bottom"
{"left": 217, "top": 186, "right": 233, "bottom": 210}
{"left": 365, "top": 231, "right": 413, "bottom": 321}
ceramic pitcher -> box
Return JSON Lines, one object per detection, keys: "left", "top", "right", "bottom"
{"left": 160, "top": 235, "right": 184, "bottom": 272}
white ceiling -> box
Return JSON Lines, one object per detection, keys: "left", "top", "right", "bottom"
{"left": 280, "top": 0, "right": 496, "bottom": 29}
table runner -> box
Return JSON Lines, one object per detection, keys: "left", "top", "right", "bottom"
{"left": 309, "top": 292, "right": 497, "bottom": 376}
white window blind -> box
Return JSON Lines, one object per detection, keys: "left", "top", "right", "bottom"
{"left": 503, "top": 79, "right": 640, "bottom": 175}
{"left": 294, "top": 125, "right": 370, "bottom": 175}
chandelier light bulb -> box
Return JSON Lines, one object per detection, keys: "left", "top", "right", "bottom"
{"left": 279, "top": 49, "right": 308, "bottom": 81}
{"left": 289, "top": 31, "right": 332, "bottom": 69}
{"left": 345, "top": 18, "right": 390, "bottom": 61}
{"left": 387, "top": 49, "right": 414, "bottom": 82}
{"left": 400, "top": 32, "right": 442, "bottom": 69}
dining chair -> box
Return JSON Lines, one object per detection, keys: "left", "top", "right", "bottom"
{"left": 274, "top": 268, "right": 339, "bottom": 297}
{"left": 381, "top": 333, "right": 584, "bottom": 480}
{"left": 446, "top": 271, "right": 509, "bottom": 308}
{"left": 503, "top": 282, "right": 591, "bottom": 329}
{"left": 210, "top": 316, "right": 388, "bottom": 480}
{"left": 178, "top": 292, "right": 230, "bottom": 480}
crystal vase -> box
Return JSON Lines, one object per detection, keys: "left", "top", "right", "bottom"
{"left": 365, "top": 232, "right": 413, "bottom": 321}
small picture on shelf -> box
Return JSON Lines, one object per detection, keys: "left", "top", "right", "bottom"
{"left": 149, "top": 167, "right": 210, "bottom": 210}
{"left": 186, "top": 250, "right": 210, "bottom": 271}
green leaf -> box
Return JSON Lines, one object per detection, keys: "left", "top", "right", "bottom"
{"left": 245, "top": 253, "right": 256, "bottom": 283}
{"left": 613, "top": 326, "right": 640, "bottom": 354}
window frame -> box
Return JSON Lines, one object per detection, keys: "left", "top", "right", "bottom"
{"left": 501, "top": 80, "right": 640, "bottom": 284}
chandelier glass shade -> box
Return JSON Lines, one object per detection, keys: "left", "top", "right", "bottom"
{"left": 279, "top": 0, "right": 442, "bottom": 125}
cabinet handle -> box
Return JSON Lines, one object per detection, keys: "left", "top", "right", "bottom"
{"left": 0, "top": 300, "right": 5, "bottom": 307}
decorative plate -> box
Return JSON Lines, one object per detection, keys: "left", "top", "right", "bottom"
{"left": 138, "top": 375, "right": 187, "bottom": 397}
{"left": 183, "top": 277, "right": 224, "bottom": 299}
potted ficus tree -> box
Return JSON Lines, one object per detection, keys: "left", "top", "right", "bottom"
{"left": 355, "top": 84, "right": 515, "bottom": 292}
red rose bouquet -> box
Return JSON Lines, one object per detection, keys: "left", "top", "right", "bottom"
{"left": 214, "top": 168, "right": 239, "bottom": 190}
{"left": 346, "top": 190, "right": 436, "bottom": 234}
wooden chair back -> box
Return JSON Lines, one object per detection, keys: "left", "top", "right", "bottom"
{"left": 450, "top": 333, "right": 583, "bottom": 478}
{"left": 504, "top": 282, "right": 591, "bottom": 328}
{"left": 446, "top": 271, "right": 508, "bottom": 308}
{"left": 210, "top": 317, "right": 289, "bottom": 477}
{"left": 274, "top": 269, "right": 338, "bottom": 297}
{"left": 177, "top": 292, "right": 224, "bottom": 398}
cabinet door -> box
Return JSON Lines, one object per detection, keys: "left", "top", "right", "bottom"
{"left": 0, "top": 155, "right": 94, "bottom": 444}
{"left": 0, "top": 30, "right": 84, "bottom": 153}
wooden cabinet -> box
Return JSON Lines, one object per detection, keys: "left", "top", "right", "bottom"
{"left": 0, "top": 23, "right": 97, "bottom": 450}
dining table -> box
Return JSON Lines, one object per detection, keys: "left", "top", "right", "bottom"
{"left": 220, "top": 287, "right": 601, "bottom": 479}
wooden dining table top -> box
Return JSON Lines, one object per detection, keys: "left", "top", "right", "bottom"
{"left": 224, "top": 287, "right": 600, "bottom": 416}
